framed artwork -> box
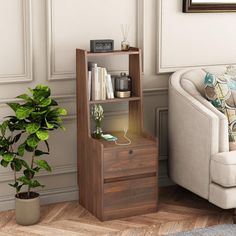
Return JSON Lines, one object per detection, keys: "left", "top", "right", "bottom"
{"left": 183, "top": 0, "right": 236, "bottom": 12}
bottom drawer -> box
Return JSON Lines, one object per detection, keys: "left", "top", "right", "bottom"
{"left": 103, "top": 176, "right": 157, "bottom": 220}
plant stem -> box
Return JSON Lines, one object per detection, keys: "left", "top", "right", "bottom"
{"left": 13, "top": 163, "right": 19, "bottom": 198}
{"left": 27, "top": 150, "right": 35, "bottom": 198}
{"left": 10, "top": 135, "right": 18, "bottom": 198}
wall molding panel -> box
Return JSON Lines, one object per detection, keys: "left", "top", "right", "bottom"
{"left": 155, "top": 107, "right": 171, "bottom": 186}
{"left": 46, "top": 0, "right": 75, "bottom": 81}
{"left": 0, "top": 0, "right": 33, "bottom": 84}
{"left": 46, "top": 0, "right": 139, "bottom": 81}
{"left": 0, "top": 164, "right": 77, "bottom": 183}
{"left": 137, "top": 0, "right": 146, "bottom": 72}
{"left": 157, "top": 0, "right": 236, "bottom": 73}
{"left": 155, "top": 107, "right": 168, "bottom": 161}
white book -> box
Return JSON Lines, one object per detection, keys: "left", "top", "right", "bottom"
{"left": 98, "top": 67, "right": 103, "bottom": 100}
{"left": 102, "top": 68, "right": 107, "bottom": 100}
{"left": 106, "top": 74, "right": 114, "bottom": 99}
{"left": 88, "top": 71, "right": 91, "bottom": 101}
{"left": 91, "top": 65, "right": 99, "bottom": 100}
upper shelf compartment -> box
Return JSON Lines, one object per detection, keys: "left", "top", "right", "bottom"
{"left": 87, "top": 47, "right": 140, "bottom": 57}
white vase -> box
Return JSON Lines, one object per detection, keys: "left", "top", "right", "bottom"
{"left": 15, "top": 192, "right": 40, "bottom": 226}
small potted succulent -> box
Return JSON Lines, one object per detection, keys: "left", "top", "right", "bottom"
{"left": 0, "top": 84, "right": 67, "bottom": 225}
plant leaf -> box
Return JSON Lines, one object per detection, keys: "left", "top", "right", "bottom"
{"left": 9, "top": 182, "right": 18, "bottom": 188}
{"left": 23, "top": 169, "right": 35, "bottom": 179}
{"left": 16, "top": 94, "right": 32, "bottom": 102}
{"left": 10, "top": 159, "right": 22, "bottom": 172}
{"left": 17, "top": 143, "right": 25, "bottom": 157}
{"left": 26, "top": 123, "right": 40, "bottom": 134}
{"left": 26, "top": 134, "right": 40, "bottom": 148}
{"left": 0, "top": 159, "right": 9, "bottom": 167}
{"left": 35, "top": 160, "right": 51, "bottom": 172}
{"left": 33, "top": 166, "right": 41, "bottom": 172}
{"left": 35, "top": 84, "right": 50, "bottom": 93}
{"left": 18, "top": 176, "right": 30, "bottom": 185}
{"left": 16, "top": 184, "right": 24, "bottom": 192}
{"left": 45, "top": 118, "right": 54, "bottom": 129}
{"left": 3, "top": 153, "right": 14, "bottom": 162}
{"left": 35, "top": 150, "right": 49, "bottom": 156}
{"left": 59, "top": 125, "right": 66, "bottom": 131}
{"left": 13, "top": 133, "right": 22, "bottom": 143}
{"left": 25, "top": 144, "right": 34, "bottom": 152}
{"left": 51, "top": 99, "right": 58, "bottom": 106}
{"left": 31, "top": 180, "right": 44, "bottom": 188}
{"left": 11, "top": 120, "right": 26, "bottom": 131}
{"left": 16, "top": 106, "right": 33, "bottom": 120}
{"left": 36, "top": 130, "right": 49, "bottom": 141}
{"left": 19, "top": 160, "right": 29, "bottom": 170}
{"left": 51, "top": 108, "right": 67, "bottom": 116}
{"left": 7, "top": 103, "right": 20, "bottom": 112}
{"left": 0, "top": 120, "right": 9, "bottom": 136}
{"left": 31, "top": 110, "right": 47, "bottom": 116}
{"left": 44, "top": 140, "right": 50, "bottom": 152}
{"left": 47, "top": 108, "right": 67, "bottom": 119}
{"left": 31, "top": 85, "right": 51, "bottom": 102}
{"left": 38, "top": 98, "right": 51, "bottom": 107}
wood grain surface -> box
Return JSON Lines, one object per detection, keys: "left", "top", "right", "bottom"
{"left": 76, "top": 48, "right": 158, "bottom": 221}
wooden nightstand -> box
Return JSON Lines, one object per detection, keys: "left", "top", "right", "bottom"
{"left": 76, "top": 48, "right": 158, "bottom": 221}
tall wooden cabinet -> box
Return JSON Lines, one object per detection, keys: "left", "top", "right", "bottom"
{"left": 76, "top": 47, "right": 158, "bottom": 221}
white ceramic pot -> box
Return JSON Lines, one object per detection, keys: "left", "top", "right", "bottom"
{"left": 15, "top": 192, "right": 40, "bottom": 226}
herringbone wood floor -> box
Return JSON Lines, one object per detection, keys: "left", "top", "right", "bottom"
{"left": 0, "top": 186, "right": 233, "bottom": 236}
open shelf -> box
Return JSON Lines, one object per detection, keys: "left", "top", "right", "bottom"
{"left": 89, "top": 96, "right": 140, "bottom": 104}
{"left": 87, "top": 48, "right": 139, "bottom": 57}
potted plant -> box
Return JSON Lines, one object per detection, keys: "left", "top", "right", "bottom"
{"left": 91, "top": 104, "right": 104, "bottom": 139}
{"left": 0, "top": 84, "right": 67, "bottom": 225}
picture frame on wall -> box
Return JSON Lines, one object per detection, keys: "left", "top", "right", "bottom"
{"left": 183, "top": 0, "right": 236, "bottom": 12}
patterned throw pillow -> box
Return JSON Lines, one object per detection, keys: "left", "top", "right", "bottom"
{"left": 204, "top": 67, "right": 236, "bottom": 151}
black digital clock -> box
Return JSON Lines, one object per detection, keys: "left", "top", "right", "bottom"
{"left": 90, "top": 39, "right": 114, "bottom": 53}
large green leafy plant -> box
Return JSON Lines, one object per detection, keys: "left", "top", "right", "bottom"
{"left": 0, "top": 85, "right": 67, "bottom": 198}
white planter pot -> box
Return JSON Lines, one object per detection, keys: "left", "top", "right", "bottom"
{"left": 15, "top": 192, "right": 40, "bottom": 226}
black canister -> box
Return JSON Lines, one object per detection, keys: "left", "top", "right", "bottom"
{"left": 115, "top": 73, "right": 132, "bottom": 98}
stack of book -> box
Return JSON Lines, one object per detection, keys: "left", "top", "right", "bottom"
{"left": 88, "top": 63, "right": 115, "bottom": 101}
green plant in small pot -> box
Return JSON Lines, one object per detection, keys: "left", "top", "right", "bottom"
{"left": 0, "top": 85, "right": 67, "bottom": 225}
{"left": 91, "top": 104, "right": 104, "bottom": 139}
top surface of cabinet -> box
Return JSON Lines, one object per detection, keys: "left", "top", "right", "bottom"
{"left": 92, "top": 132, "right": 156, "bottom": 150}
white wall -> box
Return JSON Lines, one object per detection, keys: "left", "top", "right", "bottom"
{"left": 4, "top": 0, "right": 236, "bottom": 210}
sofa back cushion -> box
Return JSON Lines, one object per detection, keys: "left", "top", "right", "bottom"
{"left": 180, "top": 66, "right": 227, "bottom": 97}
{"left": 204, "top": 69, "right": 236, "bottom": 151}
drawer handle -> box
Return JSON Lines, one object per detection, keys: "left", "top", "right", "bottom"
{"left": 129, "top": 150, "right": 133, "bottom": 155}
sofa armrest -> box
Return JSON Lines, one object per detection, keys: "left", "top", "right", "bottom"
{"left": 168, "top": 71, "right": 228, "bottom": 199}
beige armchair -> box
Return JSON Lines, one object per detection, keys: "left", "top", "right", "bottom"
{"left": 168, "top": 66, "right": 236, "bottom": 223}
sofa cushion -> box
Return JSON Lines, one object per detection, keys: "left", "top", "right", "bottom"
{"left": 211, "top": 151, "right": 236, "bottom": 187}
{"left": 204, "top": 68, "right": 236, "bottom": 151}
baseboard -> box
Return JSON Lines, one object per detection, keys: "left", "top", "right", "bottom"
{"left": 159, "top": 175, "right": 174, "bottom": 187}
{"left": 0, "top": 186, "right": 78, "bottom": 212}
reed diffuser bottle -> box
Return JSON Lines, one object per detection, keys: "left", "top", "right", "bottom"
{"left": 121, "top": 24, "right": 130, "bottom": 51}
